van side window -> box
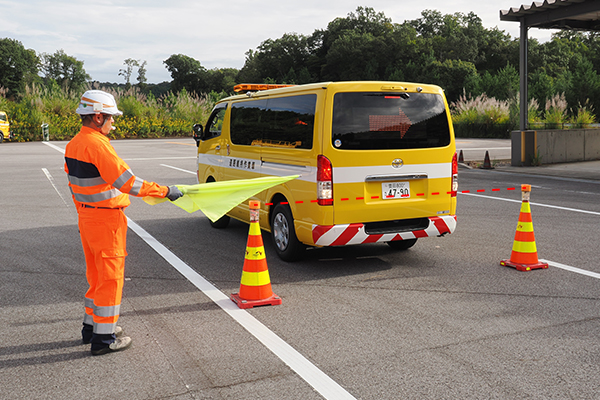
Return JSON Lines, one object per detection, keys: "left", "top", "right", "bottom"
{"left": 230, "top": 100, "right": 268, "bottom": 145}
{"left": 230, "top": 95, "right": 316, "bottom": 149}
{"left": 205, "top": 104, "right": 227, "bottom": 139}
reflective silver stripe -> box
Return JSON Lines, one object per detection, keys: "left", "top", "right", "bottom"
{"left": 94, "top": 304, "right": 121, "bottom": 318}
{"left": 83, "top": 314, "right": 94, "bottom": 325}
{"left": 73, "top": 188, "right": 122, "bottom": 203}
{"left": 129, "top": 176, "right": 144, "bottom": 196}
{"left": 94, "top": 322, "right": 117, "bottom": 335}
{"left": 84, "top": 297, "right": 94, "bottom": 310}
{"left": 69, "top": 175, "right": 107, "bottom": 187}
{"left": 113, "top": 169, "right": 135, "bottom": 190}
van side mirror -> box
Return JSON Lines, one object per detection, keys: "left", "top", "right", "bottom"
{"left": 193, "top": 124, "right": 203, "bottom": 146}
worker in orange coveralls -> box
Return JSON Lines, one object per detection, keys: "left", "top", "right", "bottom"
{"left": 65, "top": 90, "right": 183, "bottom": 356}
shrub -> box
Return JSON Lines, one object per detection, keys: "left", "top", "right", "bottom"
{"left": 1, "top": 84, "right": 218, "bottom": 141}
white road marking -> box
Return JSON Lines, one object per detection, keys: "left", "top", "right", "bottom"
{"left": 127, "top": 219, "right": 356, "bottom": 400}
{"left": 464, "top": 192, "right": 600, "bottom": 280}
{"left": 42, "top": 141, "right": 66, "bottom": 153}
{"left": 160, "top": 164, "right": 196, "bottom": 175}
{"left": 42, "top": 168, "right": 70, "bottom": 207}
{"left": 540, "top": 259, "right": 600, "bottom": 280}
{"left": 44, "top": 140, "right": 355, "bottom": 400}
{"left": 461, "top": 192, "right": 600, "bottom": 216}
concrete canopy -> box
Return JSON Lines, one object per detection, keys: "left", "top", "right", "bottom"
{"left": 500, "top": 0, "right": 600, "bottom": 130}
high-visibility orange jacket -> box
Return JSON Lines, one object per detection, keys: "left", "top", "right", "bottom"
{"left": 64, "top": 126, "right": 168, "bottom": 207}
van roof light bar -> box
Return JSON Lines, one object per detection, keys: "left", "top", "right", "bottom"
{"left": 233, "top": 84, "right": 296, "bottom": 93}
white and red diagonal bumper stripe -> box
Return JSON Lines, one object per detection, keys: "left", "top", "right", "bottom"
{"left": 312, "top": 215, "right": 456, "bottom": 247}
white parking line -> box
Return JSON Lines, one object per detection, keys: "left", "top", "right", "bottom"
{"left": 540, "top": 259, "right": 600, "bottom": 280}
{"left": 463, "top": 192, "right": 600, "bottom": 280}
{"left": 160, "top": 164, "right": 196, "bottom": 175}
{"left": 44, "top": 140, "right": 355, "bottom": 400}
{"left": 42, "top": 168, "right": 70, "bottom": 207}
{"left": 461, "top": 192, "right": 600, "bottom": 216}
{"left": 127, "top": 219, "right": 356, "bottom": 400}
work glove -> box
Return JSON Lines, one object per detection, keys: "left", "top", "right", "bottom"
{"left": 166, "top": 186, "right": 184, "bottom": 201}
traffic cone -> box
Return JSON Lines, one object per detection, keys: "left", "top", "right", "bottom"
{"left": 458, "top": 149, "right": 464, "bottom": 163}
{"left": 500, "top": 185, "right": 548, "bottom": 272}
{"left": 231, "top": 200, "right": 282, "bottom": 309}
{"left": 481, "top": 151, "right": 494, "bottom": 169}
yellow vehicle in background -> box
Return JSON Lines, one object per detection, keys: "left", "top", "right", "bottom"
{"left": 194, "top": 81, "right": 458, "bottom": 261}
{"left": 0, "top": 111, "right": 12, "bottom": 143}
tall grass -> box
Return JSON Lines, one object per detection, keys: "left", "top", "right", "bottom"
{"left": 571, "top": 102, "right": 596, "bottom": 128}
{"left": 451, "top": 93, "right": 516, "bottom": 138}
{"left": 544, "top": 93, "right": 568, "bottom": 129}
{"left": 453, "top": 92, "right": 597, "bottom": 134}
{"left": 1, "top": 84, "right": 215, "bottom": 141}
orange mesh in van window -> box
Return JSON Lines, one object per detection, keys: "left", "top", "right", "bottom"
{"left": 369, "top": 109, "right": 412, "bottom": 138}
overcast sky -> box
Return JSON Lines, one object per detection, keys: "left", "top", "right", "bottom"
{"left": 3, "top": 0, "right": 552, "bottom": 84}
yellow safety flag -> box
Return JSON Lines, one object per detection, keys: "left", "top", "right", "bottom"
{"left": 143, "top": 175, "right": 298, "bottom": 222}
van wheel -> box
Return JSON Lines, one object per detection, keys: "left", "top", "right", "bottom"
{"left": 271, "top": 203, "right": 305, "bottom": 261}
{"left": 206, "top": 177, "right": 230, "bottom": 229}
{"left": 386, "top": 238, "right": 417, "bottom": 250}
{"left": 0, "top": 134, "right": 3, "bottom": 144}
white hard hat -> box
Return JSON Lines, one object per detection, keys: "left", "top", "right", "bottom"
{"left": 76, "top": 90, "right": 123, "bottom": 116}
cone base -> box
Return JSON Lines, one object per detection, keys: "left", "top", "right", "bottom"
{"left": 230, "top": 293, "right": 282, "bottom": 309}
{"left": 501, "top": 259, "right": 548, "bottom": 272}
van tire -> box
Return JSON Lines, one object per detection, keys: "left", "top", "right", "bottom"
{"left": 386, "top": 238, "right": 417, "bottom": 250}
{"left": 206, "top": 176, "right": 230, "bottom": 229}
{"left": 270, "top": 203, "right": 305, "bottom": 261}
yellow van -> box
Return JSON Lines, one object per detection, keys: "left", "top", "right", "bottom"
{"left": 0, "top": 111, "right": 11, "bottom": 143}
{"left": 194, "top": 81, "right": 458, "bottom": 260}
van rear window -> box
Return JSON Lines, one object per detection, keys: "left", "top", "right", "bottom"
{"left": 230, "top": 95, "right": 316, "bottom": 149}
{"left": 332, "top": 92, "right": 451, "bottom": 150}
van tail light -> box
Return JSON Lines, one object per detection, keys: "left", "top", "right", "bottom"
{"left": 317, "top": 155, "right": 333, "bottom": 206}
{"left": 451, "top": 152, "right": 458, "bottom": 197}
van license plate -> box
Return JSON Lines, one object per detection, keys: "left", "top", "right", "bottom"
{"left": 382, "top": 182, "right": 410, "bottom": 199}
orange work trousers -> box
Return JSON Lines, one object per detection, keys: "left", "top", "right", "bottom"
{"left": 78, "top": 206, "right": 128, "bottom": 335}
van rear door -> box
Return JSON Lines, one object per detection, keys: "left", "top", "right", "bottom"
{"left": 325, "top": 88, "right": 456, "bottom": 227}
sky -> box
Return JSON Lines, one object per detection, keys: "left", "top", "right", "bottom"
{"left": 2, "top": 0, "right": 553, "bottom": 84}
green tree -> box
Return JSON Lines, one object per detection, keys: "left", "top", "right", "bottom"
{"left": 119, "top": 58, "right": 138, "bottom": 90}
{"left": 568, "top": 56, "right": 600, "bottom": 109}
{"left": 137, "top": 60, "right": 148, "bottom": 92}
{"left": 205, "top": 67, "right": 239, "bottom": 93}
{"left": 429, "top": 59, "right": 478, "bottom": 102}
{"left": 479, "top": 64, "right": 519, "bottom": 100}
{"left": 163, "top": 54, "right": 208, "bottom": 95}
{"left": 408, "top": 10, "right": 481, "bottom": 64}
{"left": 529, "top": 68, "right": 554, "bottom": 106}
{"left": 324, "top": 31, "right": 387, "bottom": 80}
{"left": 40, "top": 49, "right": 90, "bottom": 93}
{"left": 0, "top": 38, "right": 39, "bottom": 97}
{"left": 238, "top": 33, "right": 311, "bottom": 83}
{"left": 319, "top": 7, "right": 392, "bottom": 80}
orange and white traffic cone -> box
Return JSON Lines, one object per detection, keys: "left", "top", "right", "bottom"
{"left": 231, "top": 200, "right": 282, "bottom": 309}
{"left": 500, "top": 184, "right": 548, "bottom": 272}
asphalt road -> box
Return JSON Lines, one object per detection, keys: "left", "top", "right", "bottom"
{"left": 1, "top": 138, "right": 599, "bottom": 399}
